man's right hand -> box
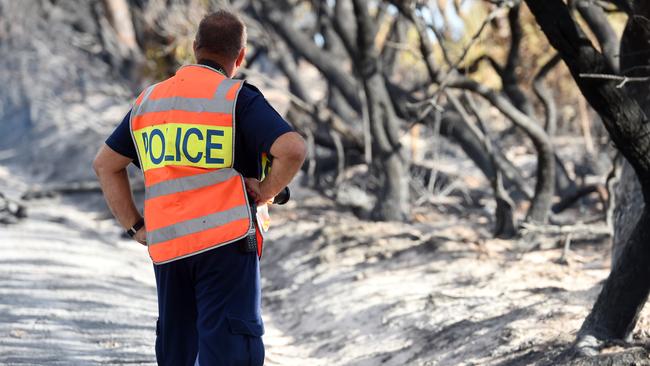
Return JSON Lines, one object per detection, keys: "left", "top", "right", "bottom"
{"left": 93, "top": 144, "right": 145, "bottom": 244}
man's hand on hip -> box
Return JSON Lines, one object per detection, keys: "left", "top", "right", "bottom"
{"left": 246, "top": 132, "right": 307, "bottom": 206}
{"left": 134, "top": 227, "right": 147, "bottom": 246}
{"left": 245, "top": 178, "right": 274, "bottom": 205}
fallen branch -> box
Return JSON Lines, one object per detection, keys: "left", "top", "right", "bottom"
{"left": 520, "top": 222, "right": 611, "bottom": 237}
{"left": 552, "top": 184, "right": 606, "bottom": 213}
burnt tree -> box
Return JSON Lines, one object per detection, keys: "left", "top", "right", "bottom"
{"left": 525, "top": 0, "right": 650, "bottom": 349}
{"left": 256, "top": 0, "right": 535, "bottom": 222}
{"left": 611, "top": 0, "right": 650, "bottom": 268}
{"left": 396, "top": 1, "right": 556, "bottom": 225}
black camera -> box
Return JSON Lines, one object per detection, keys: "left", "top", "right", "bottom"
{"left": 273, "top": 187, "right": 290, "bottom": 205}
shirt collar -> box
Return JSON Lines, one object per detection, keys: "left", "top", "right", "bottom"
{"left": 196, "top": 59, "right": 228, "bottom": 77}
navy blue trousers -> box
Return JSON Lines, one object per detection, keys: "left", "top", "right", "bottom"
{"left": 154, "top": 241, "right": 264, "bottom": 366}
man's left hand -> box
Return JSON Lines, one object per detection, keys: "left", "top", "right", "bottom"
{"left": 244, "top": 178, "right": 274, "bottom": 205}
{"left": 134, "top": 227, "right": 147, "bottom": 246}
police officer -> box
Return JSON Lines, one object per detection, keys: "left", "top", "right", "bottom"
{"left": 93, "top": 9, "right": 306, "bottom": 366}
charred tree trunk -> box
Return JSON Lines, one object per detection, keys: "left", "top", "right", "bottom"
{"left": 445, "top": 91, "right": 518, "bottom": 237}
{"left": 352, "top": 0, "right": 409, "bottom": 221}
{"left": 525, "top": 0, "right": 650, "bottom": 347}
{"left": 612, "top": 161, "right": 643, "bottom": 267}
{"left": 463, "top": 93, "right": 517, "bottom": 238}
{"left": 611, "top": 1, "right": 650, "bottom": 268}
{"left": 533, "top": 54, "right": 562, "bottom": 137}
{"left": 532, "top": 53, "right": 579, "bottom": 199}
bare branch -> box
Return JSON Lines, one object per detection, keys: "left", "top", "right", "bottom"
{"left": 239, "top": 66, "right": 363, "bottom": 150}
{"left": 533, "top": 53, "right": 562, "bottom": 135}
{"left": 258, "top": 0, "right": 361, "bottom": 110}
{"left": 579, "top": 72, "right": 650, "bottom": 88}
{"left": 572, "top": 0, "right": 621, "bottom": 72}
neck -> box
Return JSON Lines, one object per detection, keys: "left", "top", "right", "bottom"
{"left": 218, "top": 63, "right": 236, "bottom": 77}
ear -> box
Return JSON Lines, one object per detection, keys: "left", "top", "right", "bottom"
{"left": 235, "top": 48, "right": 246, "bottom": 67}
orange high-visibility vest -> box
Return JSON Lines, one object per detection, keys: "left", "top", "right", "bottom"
{"left": 130, "top": 64, "right": 262, "bottom": 264}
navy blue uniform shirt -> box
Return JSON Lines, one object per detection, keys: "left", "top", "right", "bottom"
{"left": 106, "top": 65, "right": 292, "bottom": 179}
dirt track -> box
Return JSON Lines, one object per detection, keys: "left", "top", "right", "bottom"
{"left": 1, "top": 189, "right": 649, "bottom": 365}
{"left": 0, "top": 195, "right": 321, "bottom": 365}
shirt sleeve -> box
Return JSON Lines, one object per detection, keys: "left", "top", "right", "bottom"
{"left": 236, "top": 84, "right": 293, "bottom": 161}
{"left": 105, "top": 110, "right": 140, "bottom": 168}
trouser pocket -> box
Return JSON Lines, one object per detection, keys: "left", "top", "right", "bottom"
{"left": 226, "top": 316, "right": 265, "bottom": 366}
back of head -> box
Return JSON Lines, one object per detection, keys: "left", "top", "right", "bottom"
{"left": 195, "top": 9, "right": 247, "bottom": 62}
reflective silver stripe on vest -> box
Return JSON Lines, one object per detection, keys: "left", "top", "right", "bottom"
{"left": 134, "top": 85, "right": 156, "bottom": 116}
{"left": 147, "top": 204, "right": 249, "bottom": 245}
{"left": 145, "top": 168, "right": 239, "bottom": 200}
{"left": 135, "top": 78, "right": 240, "bottom": 116}
{"left": 213, "top": 78, "right": 239, "bottom": 101}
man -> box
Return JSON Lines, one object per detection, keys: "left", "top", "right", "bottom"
{"left": 93, "top": 9, "right": 306, "bottom": 366}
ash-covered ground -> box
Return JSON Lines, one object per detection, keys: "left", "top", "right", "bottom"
{"left": 1, "top": 168, "right": 648, "bottom": 365}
